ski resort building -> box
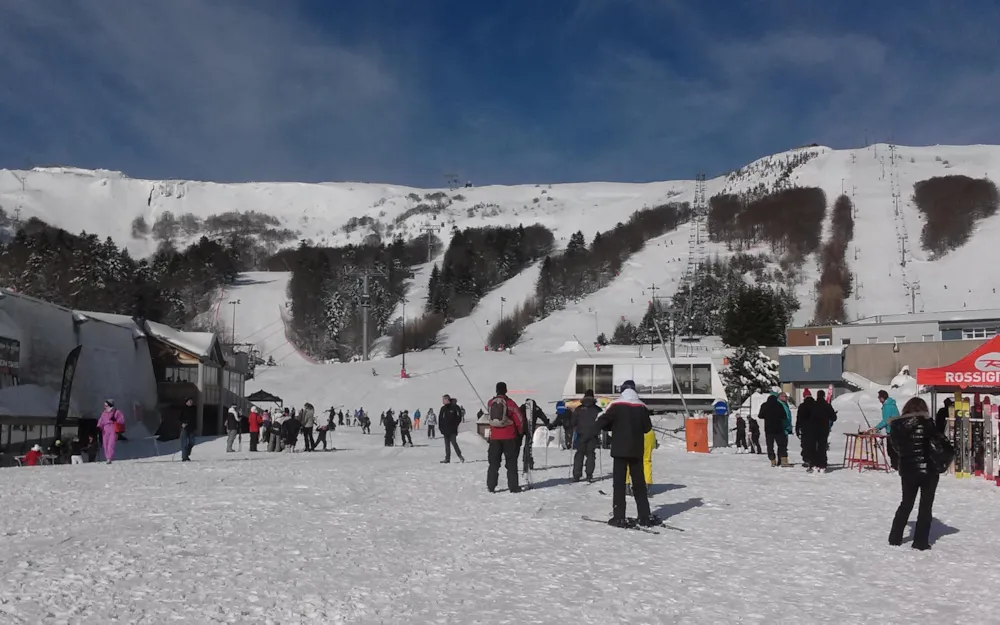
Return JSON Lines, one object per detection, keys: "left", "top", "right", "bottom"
{"left": 786, "top": 308, "right": 1000, "bottom": 347}
{"left": 777, "top": 345, "right": 846, "bottom": 403}
{"left": 0, "top": 289, "right": 249, "bottom": 456}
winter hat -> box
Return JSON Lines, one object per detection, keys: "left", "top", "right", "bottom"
{"left": 105, "top": 399, "right": 115, "bottom": 408}
{"left": 802, "top": 389, "right": 812, "bottom": 398}
{"left": 621, "top": 380, "right": 636, "bottom": 391}
{"left": 496, "top": 381, "right": 508, "bottom": 395}
{"left": 32, "top": 444, "right": 42, "bottom": 452}
{"left": 584, "top": 389, "right": 595, "bottom": 398}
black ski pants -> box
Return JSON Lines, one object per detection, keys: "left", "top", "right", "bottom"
{"left": 302, "top": 427, "right": 315, "bottom": 451}
{"left": 573, "top": 437, "right": 597, "bottom": 480}
{"left": 384, "top": 429, "right": 395, "bottom": 446}
{"left": 765, "top": 431, "right": 788, "bottom": 460}
{"left": 443, "top": 433, "right": 463, "bottom": 462}
{"left": 487, "top": 438, "right": 520, "bottom": 492}
{"left": 750, "top": 433, "right": 762, "bottom": 454}
{"left": 812, "top": 430, "right": 829, "bottom": 469}
{"left": 800, "top": 432, "right": 814, "bottom": 466}
{"left": 428, "top": 425, "right": 436, "bottom": 438}
{"left": 312, "top": 429, "right": 327, "bottom": 451}
{"left": 612, "top": 457, "right": 651, "bottom": 520}
{"left": 889, "top": 472, "right": 939, "bottom": 547}
{"left": 735, "top": 430, "right": 747, "bottom": 450}
{"left": 249, "top": 432, "right": 259, "bottom": 452}
{"left": 401, "top": 429, "right": 413, "bottom": 446}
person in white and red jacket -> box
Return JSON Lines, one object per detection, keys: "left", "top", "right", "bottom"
{"left": 486, "top": 382, "right": 523, "bottom": 493}
{"left": 592, "top": 380, "right": 661, "bottom": 527}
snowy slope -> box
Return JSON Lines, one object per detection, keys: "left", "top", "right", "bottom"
{"left": 6, "top": 144, "right": 1000, "bottom": 336}
{"left": 3, "top": 406, "right": 1000, "bottom": 623}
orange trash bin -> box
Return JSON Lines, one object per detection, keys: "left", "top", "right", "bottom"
{"left": 685, "top": 417, "right": 709, "bottom": 453}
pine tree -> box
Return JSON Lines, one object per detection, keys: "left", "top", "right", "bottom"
{"left": 722, "top": 346, "right": 779, "bottom": 407}
{"left": 721, "top": 285, "right": 787, "bottom": 347}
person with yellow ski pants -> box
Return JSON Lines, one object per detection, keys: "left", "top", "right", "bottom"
{"left": 627, "top": 429, "right": 656, "bottom": 487}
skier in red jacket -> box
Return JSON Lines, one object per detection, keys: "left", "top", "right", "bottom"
{"left": 486, "top": 381, "right": 524, "bottom": 493}
{"left": 248, "top": 407, "right": 263, "bottom": 452}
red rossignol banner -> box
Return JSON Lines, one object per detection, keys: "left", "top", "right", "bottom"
{"left": 917, "top": 336, "right": 1000, "bottom": 387}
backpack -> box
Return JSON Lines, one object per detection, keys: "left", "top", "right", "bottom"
{"left": 488, "top": 396, "right": 512, "bottom": 428}
{"left": 927, "top": 429, "right": 955, "bottom": 474}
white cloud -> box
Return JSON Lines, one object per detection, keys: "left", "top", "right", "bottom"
{"left": 0, "top": 0, "right": 416, "bottom": 181}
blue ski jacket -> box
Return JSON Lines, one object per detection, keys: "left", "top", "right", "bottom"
{"left": 772, "top": 392, "right": 793, "bottom": 435}
{"left": 876, "top": 397, "right": 899, "bottom": 433}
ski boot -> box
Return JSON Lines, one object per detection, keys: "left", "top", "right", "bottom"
{"left": 638, "top": 514, "right": 663, "bottom": 527}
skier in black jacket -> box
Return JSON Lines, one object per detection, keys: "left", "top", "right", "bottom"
{"left": 439, "top": 395, "right": 464, "bottom": 463}
{"left": 808, "top": 391, "right": 837, "bottom": 472}
{"left": 382, "top": 410, "right": 397, "bottom": 447}
{"left": 732, "top": 415, "right": 747, "bottom": 451}
{"left": 796, "top": 390, "right": 816, "bottom": 467}
{"left": 399, "top": 411, "right": 414, "bottom": 447}
{"left": 935, "top": 398, "right": 952, "bottom": 435}
{"left": 747, "top": 415, "right": 762, "bottom": 454}
{"left": 758, "top": 395, "right": 788, "bottom": 466}
{"left": 591, "top": 380, "right": 659, "bottom": 527}
{"left": 887, "top": 397, "right": 939, "bottom": 550}
{"left": 518, "top": 398, "right": 552, "bottom": 470}
{"left": 572, "top": 390, "right": 602, "bottom": 482}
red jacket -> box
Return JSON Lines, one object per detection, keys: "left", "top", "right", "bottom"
{"left": 248, "top": 412, "right": 263, "bottom": 433}
{"left": 24, "top": 450, "right": 42, "bottom": 466}
{"left": 488, "top": 396, "right": 523, "bottom": 441}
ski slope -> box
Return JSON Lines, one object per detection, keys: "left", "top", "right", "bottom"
{"left": 6, "top": 144, "right": 1000, "bottom": 337}
{"left": 2, "top": 401, "right": 999, "bottom": 623}
{"left": 215, "top": 272, "right": 314, "bottom": 366}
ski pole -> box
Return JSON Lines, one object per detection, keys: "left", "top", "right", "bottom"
{"left": 598, "top": 445, "right": 603, "bottom": 475}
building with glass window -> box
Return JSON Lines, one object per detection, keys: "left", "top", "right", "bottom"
{"left": 786, "top": 308, "right": 1000, "bottom": 347}
{"left": 561, "top": 356, "right": 726, "bottom": 412}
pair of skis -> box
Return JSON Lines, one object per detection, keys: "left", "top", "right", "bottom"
{"left": 581, "top": 516, "right": 684, "bottom": 534}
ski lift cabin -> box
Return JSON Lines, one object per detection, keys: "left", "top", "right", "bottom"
{"left": 561, "top": 357, "right": 726, "bottom": 413}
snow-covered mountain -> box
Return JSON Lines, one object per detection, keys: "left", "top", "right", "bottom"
{"left": 4, "top": 143, "right": 1000, "bottom": 339}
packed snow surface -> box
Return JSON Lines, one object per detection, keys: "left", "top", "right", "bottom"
{"left": 2, "top": 397, "right": 999, "bottom": 623}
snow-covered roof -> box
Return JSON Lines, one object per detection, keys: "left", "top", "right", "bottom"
{"left": 778, "top": 346, "right": 846, "bottom": 356}
{"left": 77, "top": 311, "right": 216, "bottom": 359}
{"left": 852, "top": 308, "right": 1000, "bottom": 326}
{"left": 146, "top": 321, "right": 216, "bottom": 359}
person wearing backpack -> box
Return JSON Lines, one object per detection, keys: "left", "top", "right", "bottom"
{"left": 486, "top": 382, "right": 524, "bottom": 493}
{"left": 888, "top": 397, "right": 949, "bottom": 551}
{"left": 590, "top": 380, "right": 660, "bottom": 527}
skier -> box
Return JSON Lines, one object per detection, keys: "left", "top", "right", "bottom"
{"left": 425, "top": 408, "right": 438, "bottom": 439}
{"left": 97, "top": 400, "right": 125, "bottom": 463}
{"left": 313, "top": 411, "right": 334, "bottom": 451}
{"left": 282, "top": 412, "right": 301, "bottom": 452}
{"left": 70, "top": 437, "right": 85, "bottom": 464}
{"left": 809, "top": 391, "right": 837, "bottom": 472}
{"left": 248, "top": 406, "right": 264, "bottom": 451}
{"left": 591, "top": 380, "right": 660, "bottom": 527}
{"left": 486, "top": 382, "right": 524, "bottom": 493}
{"left": 747, "top": 414, "right": 762, "bottom": 454}
{"left": 225, "top": 405, "right": 240, "bottom": 452}
{"left": 887, "top": 397, "right": 941, "bottom": 551}
{"left": 23, "top": 444, "right": 43, "bottom": 466}
{"left": 796, "top": 389, "right": 816, "bottom": 468}
{"left": 439, "top": 395, "right": 464, "bottom": 463}
{"left": 552, "top": 400, "right": 574, "bottom": 450}
{"left": 758, "top": 394, "right": 789, "bottom": 467}
{"left": 874, "top": 390, "right": 900, "bottom": 470}
{"left": 518, "top": 398, "right": 552, "bottom": 471}
{"left": 571, "top": 390, "right": 601, "bottom": 482}
{"left": 300, "top": 403, "right": 316, "bottom": 451}
{"left": 732, "top": 414, "right": 748, "bottom": 452}
{"left": 179, "top": 397, "right": 197, "bottom": 462}
{"left": 382, "top": 410, "right": 397, "bottom": 447}
{"left": 413, "top": 409, "right": 422, "bottom": 430}
{"left": 338, "top": 410, "right": 345, "bottom": 427}
{"left": 399, "top": 411, "right": 414, "bottom": 447}
{"left": 361, "top": 413, "right": 371, "bottom": 434}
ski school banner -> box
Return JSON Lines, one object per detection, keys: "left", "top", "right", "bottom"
{"left": 917, "top": 336, "right": 1000, "bottom": 387}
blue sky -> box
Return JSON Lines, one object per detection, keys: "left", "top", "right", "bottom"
{"left": 2, "top": 0, "right": 999, "bottom": 186}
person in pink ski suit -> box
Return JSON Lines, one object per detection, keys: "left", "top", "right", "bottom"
{"left": 97, "top": 400, "right": 125, "bottom": 464}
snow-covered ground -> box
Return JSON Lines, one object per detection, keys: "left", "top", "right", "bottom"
{"left": 3, "top": 400, "right": 999, "bottom": 624}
